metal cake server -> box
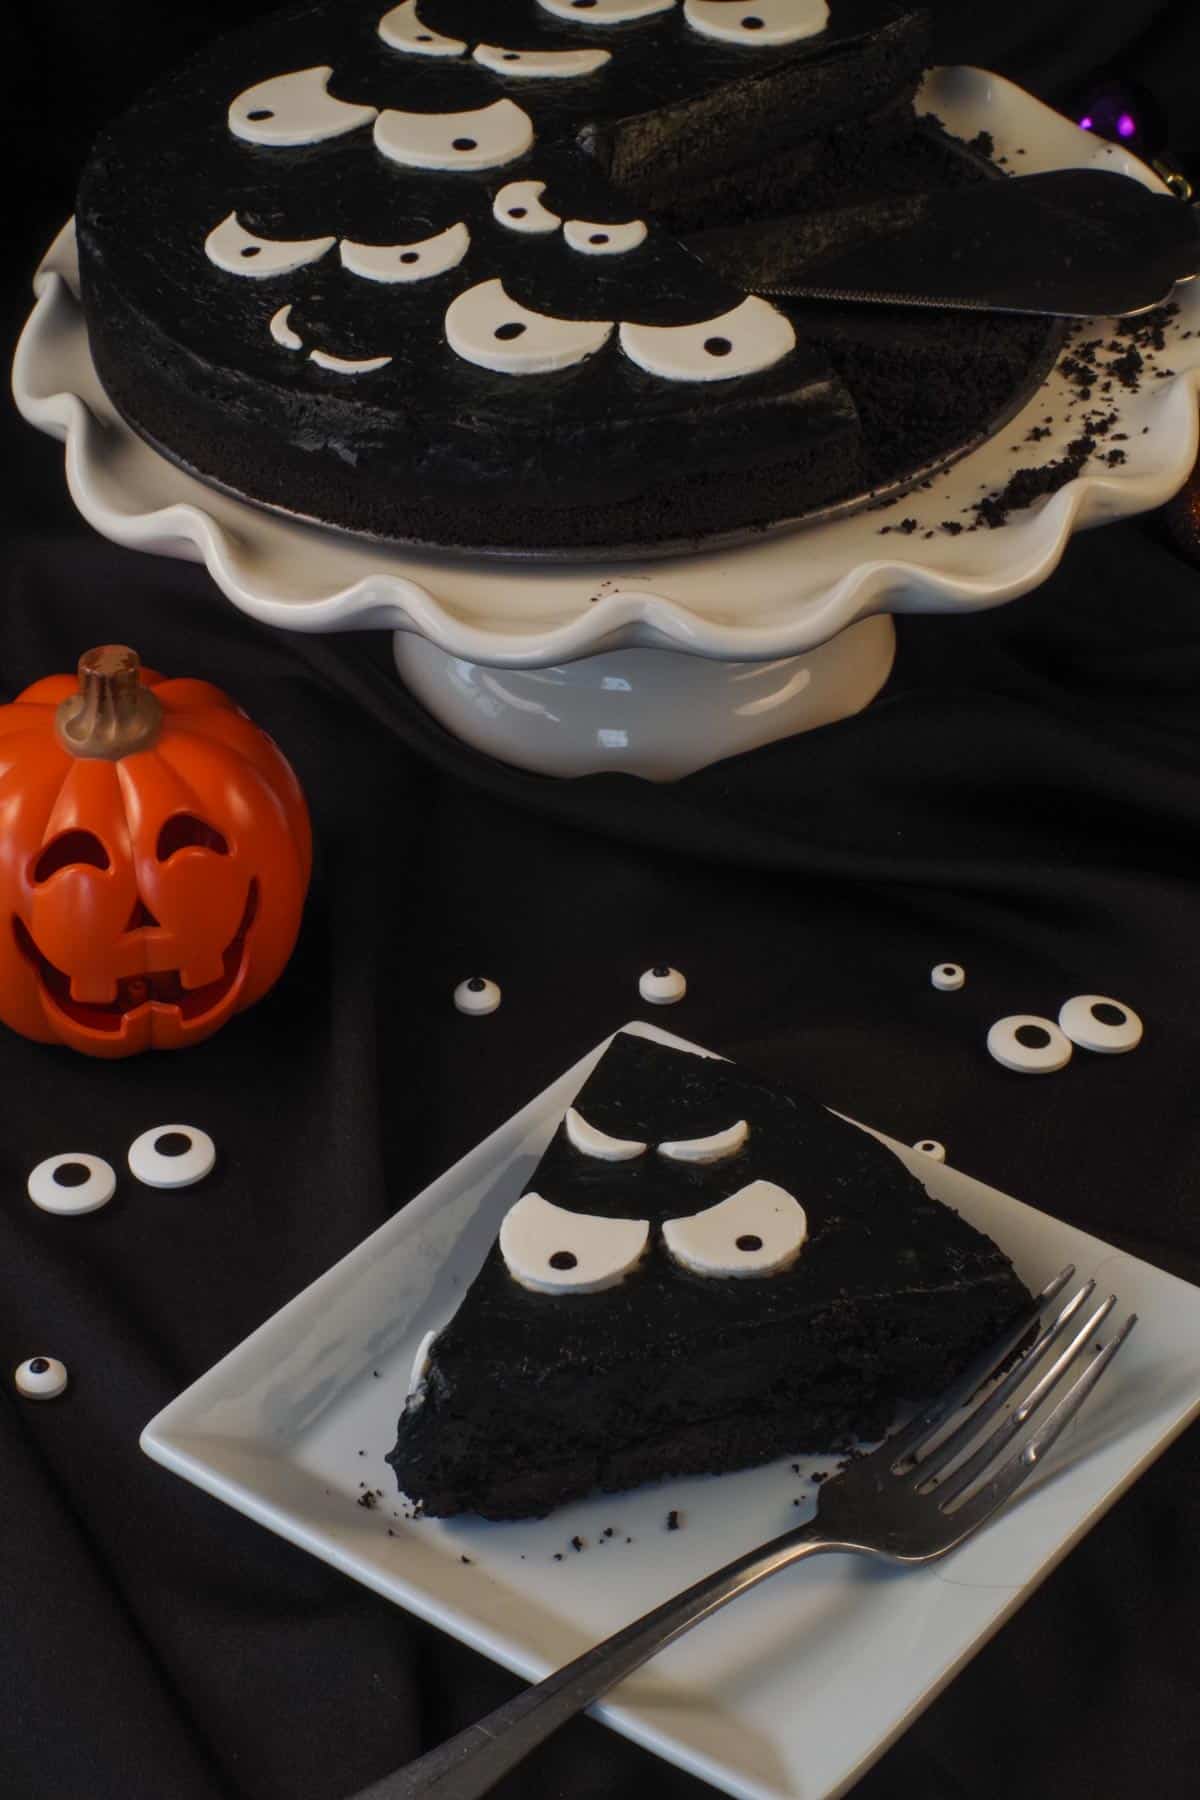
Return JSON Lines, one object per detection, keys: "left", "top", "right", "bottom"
{"left": 346, "top": 1266, "right": 1135, "bottom": 1800}
{"left": 686, "top": 168, "right": 1200, "bottom": 318}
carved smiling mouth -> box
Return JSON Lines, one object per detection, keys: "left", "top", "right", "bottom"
{"left": 13, "top": 881, "right": 258, "bottom": 1034}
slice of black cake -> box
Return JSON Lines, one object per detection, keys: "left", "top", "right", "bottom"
{"left": 388, "top": 1032, "right": 1031, "bottom": 1519}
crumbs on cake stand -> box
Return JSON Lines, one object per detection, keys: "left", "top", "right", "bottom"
{"left": 876, "top": 303, "right": 1180, "bottom": 537}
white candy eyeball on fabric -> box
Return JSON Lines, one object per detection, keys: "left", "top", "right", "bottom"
{"left": 931, "top": 962, "right": 965, "bottom": 991}
{"left": 340, "top": 222, "right": 470, "bottom": 283}
{"left": 563, "top": 218, "right": 648, "bottom": 256}
{"left": 1058, "top": 994, "right": 1143, "bottom": 1055}
{"left": 493, "top": 180, "right": 561, "bottom": 235}
{"left": 913, "top": 1139, "right": 947, "bottom": 1163}
{"left": 639, "top": 965, "right": 686, "bottom": 1005}
{"left": 683, "top": 0, "right": 830, "bottom": 47}
{"left": 374, "top": 99, "right": 534, "bottom": 172}
{"left": 565, "top": 1107, "right": 647, "bottom": 1160}
{"left": 662, "top": 1180, "right": 808, "bottom": 1278}
{"left": 473, "top": 44, "right": 612, "bottom": 78}
{"left": 15, "top": 1356, "right": 69, "bottom": 1400}
{"left": 205, "top": 213, "right": 335, "bottom": 278}
{"left": 377, "top": 1, "right": 467, "bottom": 56}
{"left": 445, "top": 279, "right": 612, "bottom": 374}
{"left": 619, "top": 297, "right": 795, "bottom": 382}
{"left": 229, "top": 67, "right": 377, "bottom": 147}
{"left": 28, "top": 1153, "right": 116, "bottom": 1216}
{"left": 500, "top": 1193, "right": 650, "bottom": 1293}
{"left": 455, "top": 977, "right": 501, "bottom": 1015}
{"left": 127, "top": 1126, "right": 216, "bottom": 1190}
{"left": 537, "top": 0, "right": 675, "bottom": 20}
{"left": 986, "top": 1015, "right": 1073, "bottom": 1074}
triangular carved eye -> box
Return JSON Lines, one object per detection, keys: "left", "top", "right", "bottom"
{"left": 156, "top": 815, "right": 228, "bottom": 859}
{"left": 33, "top": 830, "right": 110, "bottom": 881}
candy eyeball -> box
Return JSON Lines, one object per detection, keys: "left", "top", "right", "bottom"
{"left": 1058, "top": 994, "right": 1143, "bottom": 1054}
{"left": 28, "top": 1152, "right": 115, "bottom": 1216}
{"left": 128, "top": 1126, "right": 216, "bottom": 1190}
{"left": 500, "top": 1193, "right": 650, "bottom": 1293}
{"left": 639, "top": 966, "right": 686, "bottom": 1005}
{"left": 931, "top": 962, "right": 965, "bottom": 991}
{"left": 15, "top": 1356, "right": 69, "bottom": 1400}
{"left": 913, "top": 1139, "right": 947, "bottom": 1163}
{"left": 455, "top": 977, "right": 501, "bottom": 1015}
{"left": 662, "top": 1180, "right": 808, "bottom": 1278}
{"left": 986, "top": 1015, "right": 1073, "bottom": 1074}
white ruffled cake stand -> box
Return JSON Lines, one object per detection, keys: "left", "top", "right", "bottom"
{"left": 13, "top": 67, "right": 1200, "bottom": 778}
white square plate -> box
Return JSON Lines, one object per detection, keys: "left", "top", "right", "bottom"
{"left": 142, "top": 1024, "right": 1200, "bottom": 1800}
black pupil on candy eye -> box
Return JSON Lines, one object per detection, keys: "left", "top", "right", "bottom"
{"left": 509, "top": 207, "right": 527, "bottom": 218}
{"left": 467, "top": 979, "right": 486, "bottom": 992}
{"left": 29, "top": 1358, "right": 50, "bottom": 1374}
{"left": 736, "top": 1234, "right": 763, "bottom": 1252}
{"left": 417, "top": 32, "right": 432, "bottom": 39}
{"left": 572, "top": 1, "right": 596, "bottom": 8}
{"left": 943, "top": 966, "right": 956, "bottom": 975}
{"left": 652, "top": 966, "right": 670, "bottom": 977}
{"left": 704, "top": 337, "right": 733, "bottom": 356}
{"left": 241, "top": 247, "right": 261, "bottom": 258}
{"left": 590, "top": 233, "right": 609, "bottom": 244}
{"left": 549, "top": 1251, "right": 577, "bottom": 1270}
{"left": 400, "top": 252, "right": 419, "bottom": 264}
{"left": 495, "top": 322, "right": 526, "bottom": 340}
{"left": 1015, "top": 1024, "right": 1051, "bottom": 1049}
{"left": 503, "top": 53, "right": 520, "bottom": 61}
{"left": 246, "top": 109, "right": 273, "bottom": 120}
{"left": 453, "top": 138, "right": 477, "bottom": 151}
{"left": 1091, "top": 1002, "right": 1127, "bottom": 1026}
{"left": 742, "top": 15, "right": 765, "bottom": 27}
{"left": 53, "top": 1163, "right": 90, "bottom": 1188}
{"left": 154, "top": 1133, "right": 192, "bottom": 1157}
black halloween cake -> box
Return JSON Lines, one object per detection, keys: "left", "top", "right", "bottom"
{"left": 388, "top": 1032, "right": 1031, "bottom": 1520}
{"left": 76, "top": 0, "right": 1055, "bottom": 554}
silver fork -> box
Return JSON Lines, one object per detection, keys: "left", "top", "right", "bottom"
{"left": 349, "top": 1267, "right": 1134, "bottom": 1800}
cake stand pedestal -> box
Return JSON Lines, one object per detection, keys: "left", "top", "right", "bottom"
{"left": 14, "top": 69, "right": 1200, "bottom": 781}
{"left": 393, "top": 618, "right": 896, "bottom": 779}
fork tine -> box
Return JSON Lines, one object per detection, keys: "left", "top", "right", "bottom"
{"left": 911, "top": 1279, "right": 1097, "bottom": 1485}
{"left": 934, "top": 1295, "right": 1120, "bottom": 1509}
{"left": 884, "top": 1265, "right": 1075, "bottom": 1471}
{"left": 943, "top": 1314, "right": 1138, "bottom": 1531}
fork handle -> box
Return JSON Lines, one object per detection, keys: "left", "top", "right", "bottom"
{"left": 348, "top": 1524, "right": 840, "bottom": 1800}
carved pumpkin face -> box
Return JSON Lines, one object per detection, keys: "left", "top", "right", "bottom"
{"left": 0, "top": 646, "right": 311, "bottom": 1057}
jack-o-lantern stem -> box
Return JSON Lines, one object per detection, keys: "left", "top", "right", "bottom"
{"left": 54, "top": 645, "right": 163, "bottom": 760}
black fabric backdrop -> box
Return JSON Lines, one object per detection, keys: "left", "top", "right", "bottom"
{"left": 3, "top": 5, "right": 1200, "bottom": 1798}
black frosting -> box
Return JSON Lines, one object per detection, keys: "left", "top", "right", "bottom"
{"left": 388, "top": 1032, "right": 1031, "bottom": 1518}
{"left": 76, "top": 0, "right": 1054, "bottom": 551}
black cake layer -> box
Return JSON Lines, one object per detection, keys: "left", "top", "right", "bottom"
{"left": 74, "top": 0, "right": 1056, "bottom": 553}
{"left": 388, "top": 1034, "right": 1031, "bottom": 1520}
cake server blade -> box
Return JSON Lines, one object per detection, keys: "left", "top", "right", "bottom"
{"left": 686, "top": 169, "right": 1200, "bottom": 319}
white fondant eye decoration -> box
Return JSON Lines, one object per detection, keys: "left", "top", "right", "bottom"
{"left": 406, "top": 1327, "right": 440, "bottom": 1397}
{"left": 620, "top": 297, "right": 795, "bottom": 382}
{"left": 931, "top": 962, "right": 965, "bottom": 991}
{"left": 565, "top": 1107, "right": 647, "bottom": 1160}
{"left": 128, "top": 1125, "right": 216, "bottom": 1190}
{"left": 205, "top": 213, "right": 335, "bottom": 278}
{"left": 454, "top": 976, "right": 501, "bottom": 1014}
{"left": 493, "top": 179, "right": 562, "bottom": 235}
{"left": 663, "top": 1180, "right": 808, "bottom": 1278}
{"left": 473, "top": 43, "right": 611, "bottom": 78}
{"left": 986, "top": 1015, "right": 1073, "bottom": 1074}
{"left": 270, "top": 304, "right": 303, "bottom": 349}
{"left": 639, "top": 965, "right": 686, "bottom": 1004}
{"left": 683, "top": 0, "right": 830, "bottom": 47}
{"left": 446, "top": 279, "right": 612, "bottom": 374}
{"left": 27, "top": 1152, "right": 116, "bottom": 1216}
{"left": 1058, "top": 994, "right": 1143, "bottom": 1054}
{"left": 229, "top": 67, "right": 378, "bottom": 146}
{"left": 500, "top": 1192, "right": 650, "bottom": 1293}
{"left": 913, "top": 1139, "right": 947, "bottom": 1163}
{"left": 375, "top": 99, "right": 534, "bottom": 171}
{"left": 564, "top": 218, "right": 648, "bottom": 255}
{"left": 15, "top": 1356, "right": 69, "bottom": 1400}
{"left": 658, "top": 1119, "right": 748, "bottom": 1163}
{"left": 340, "top": 222, "right": 470, "bottom": 283}
{"left": 538, "top": 0, "right": 676, "bottom": 20}
{"left": 378, "top": 1, "right": 467, "bottom": 56}
{"left": 310, "top": 349, "right": 393, "bottom": 373}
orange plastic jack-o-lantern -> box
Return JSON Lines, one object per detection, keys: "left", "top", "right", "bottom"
{"left": 0, "top": 645, "right": 311, "bottom": 1057}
